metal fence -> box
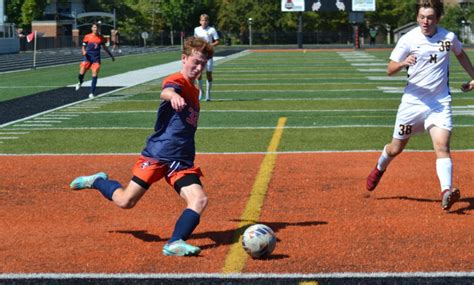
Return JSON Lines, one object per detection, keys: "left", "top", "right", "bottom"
{"left": 18, "top": 30, "right": 357, "bottom": 51}
{"left": 0, "top": 23, "right": 17, "bottom": 38}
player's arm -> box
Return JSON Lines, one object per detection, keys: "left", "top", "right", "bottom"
{"left": 455, "top": 50, "right": 474, "bottom": 92}
{"left": 387, "top": 55, "right": 416, "bottom": 76}
{"left": 81, "top": 42, "right": 87, "bottom": 56}
{"left": 102, "top": 44, "right": 115, "bottom": 61}
{"left": 161, "top": 87, "right": 187, "bottom": 112}
{"left": 211, "top": 29, "right": 220, "bottom": 47}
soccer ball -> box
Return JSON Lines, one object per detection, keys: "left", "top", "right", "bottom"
{"left": 241, "top": 224, "right": 276, "bottom": 259}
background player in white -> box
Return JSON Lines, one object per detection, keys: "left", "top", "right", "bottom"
{"left": 194, "top": 14, "right": 220, "bottom": 101}
{"left": 366, "top": 0, "right": 474, "bottom": 211}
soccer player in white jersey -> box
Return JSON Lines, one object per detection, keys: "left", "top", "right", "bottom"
{"left": 194, "top": 14, "right": 220, "bottom": 101}
{"left": 366, "top": 0, "right": 474, "bottom": 211}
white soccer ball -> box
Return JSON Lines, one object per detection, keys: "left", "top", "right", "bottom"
{"left": 241, "top": 224, "right": 276, "bottom": 259}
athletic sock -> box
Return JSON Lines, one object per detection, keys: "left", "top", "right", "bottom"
{"left": 377, "top": 145, "right": 394, "bottom": 171}
{"left": 92, "top": 178, "right": 121, "bottom": 201}
{"left": 206, "top": 80, "right": 212, "bottom": 100}
{"left": 78, "top": 74, "right": 84, "bottom": 84}
{"left": 91, "top": 76, "right": 98, "bottom": 94}
{"left": 197, "top": 79, "right": 203, "bottom": 100}
{"left": 436, "top": 157, "right": 452, "bottom": 191}
{"left": 168, "top": 208, "right": 200, "bottom": 244}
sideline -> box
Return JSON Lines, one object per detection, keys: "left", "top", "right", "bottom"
{"left": 222, "top": 117, "right": 287, "bottom": 274}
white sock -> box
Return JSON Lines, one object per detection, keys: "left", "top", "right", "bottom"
{"left": 436, "top": 157, "right": 452, "bottom": 191}
{"left": 206, "top": 80, "right": 212, "bottom": 100}
{"left": 377, "top": 145, "right": 393, "bottom": 171}
{"left": 197, "top": 80, "right": 203, "bottom": 99}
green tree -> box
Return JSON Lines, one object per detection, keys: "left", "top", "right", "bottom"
{"left": 5, "top": 0, "right": 25, "bottom": 27}
{"left": 20, "top": 0, "right": 47, "bottom": 27}
{"left": 365, "top": 0, "right": 417, "bottom": 33}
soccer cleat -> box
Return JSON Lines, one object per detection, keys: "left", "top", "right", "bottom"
{"left": 88, "top": 93, "right": 95, "bottom": 99}
{"left": 441, "top": 188, "right": 460, "bottom": 211}
{"left": 162, "top": 239, "right": 201, "bottom": 256}
{"left": 366, "top": 166, "right": 384, "bottom": 191}
{"left": 70, "top": 172, "right": 108, "bottom": 190}
{"left": 75, "top": 82, "right": 82, "bottom": 91}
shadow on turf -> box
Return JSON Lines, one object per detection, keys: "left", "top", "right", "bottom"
{"left": 111, "top": 220, "right": 328, "bottom": 253}
{"left": 376, "top": 196, "right": 473, "bottom": 215}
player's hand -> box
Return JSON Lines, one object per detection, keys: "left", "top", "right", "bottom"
{"left": 403, "top": 55, "right": 417, "bottom": 67}
{"left": 170, "top": 94, "right": 187, "bottom": 112}
{"left": 461, "top": 80, "right": 474, "bottom": 92}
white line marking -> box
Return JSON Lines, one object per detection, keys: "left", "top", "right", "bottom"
{"left": 0, "top": 272, "right": 473, "bottom": 279}
{"left": 1, "top": 149, "right": 474, "bottom": 156}
{"left": 12, "top": 124, "right": 52, "bottom": 127}
{"left": 368, "top": 76, "right": 406, "bottom": 81}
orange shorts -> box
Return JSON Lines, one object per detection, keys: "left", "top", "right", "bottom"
{"left": 80, "top": 61, "right": 101, "bottom": 72}
{"left": 131, "top": 156, "right": 203, "bottom": 190}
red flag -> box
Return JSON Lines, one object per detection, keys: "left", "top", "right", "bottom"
{"left": 26, "top": 32, "right": 35, "bottom": 43}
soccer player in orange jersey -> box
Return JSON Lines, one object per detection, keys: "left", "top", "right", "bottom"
{"left": 75, "top": 23, "right": 115, "bottom": 98}
{"left": 70, "top": 37, "right": 214, "bottom": 256}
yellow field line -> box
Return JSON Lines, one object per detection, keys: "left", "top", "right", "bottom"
{"left": 222, "top": 117, "right": 287, "bottom": 274}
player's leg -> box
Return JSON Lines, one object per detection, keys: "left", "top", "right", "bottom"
{"left": 426, "top": 105, "right": 460, "bottom": 210}
{"left": 367, "top": 102, "right": 423, "bottom": 191}
{"left": 367, "top": 138, "right": 409, "bottom": 191}
{"left": 70, "top": 172, "right": 147, "bottom": 208}
{"left": 197, "top": 74, "right": 203, "bottom": 101}
{"left": 205, "top": 59, "right": 214, "bottom": 101}
{"left": 76, "top": 63, "right": 88, "bottom": 91}
{"left": 163, "top": 170, "right": 207, "bottom": 256}
{"left": 89, "top": 63, "right": 100, "bottom": 98}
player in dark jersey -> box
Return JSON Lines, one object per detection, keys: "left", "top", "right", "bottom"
{"left": 75, "top": 23, "right": 115, "bottom": 98}
{"left": 70, "top": 37, "right": 214, "bottom": 257}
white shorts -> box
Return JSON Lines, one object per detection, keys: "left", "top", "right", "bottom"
{"left": 205, "top": 58, "right": 214, "bottom": 72}
{"left": 392, "top": 101, "right": 452, "bottom": 140}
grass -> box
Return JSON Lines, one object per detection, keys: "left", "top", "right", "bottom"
{"left": 0, "top": 50, "right": 181, "bottom": 101}
{"left": 1, "top": 49, "right": 473, "bottom": 154}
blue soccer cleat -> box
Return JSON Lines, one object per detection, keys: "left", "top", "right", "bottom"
{"left": 70, "top": 172, "right": 108, "bottom": 190}
{"left": 162, "top": 239, "right": 201, "bottom": 256}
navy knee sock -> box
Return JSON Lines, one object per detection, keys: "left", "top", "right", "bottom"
{"left": 91, "top": 76, "right": 98, "bottom": 94}
{"left": 169, "top": 208, "right": 200, "bottom": 244}
{"left": 78, "top": 74, "right": 84, "bottom": 84}
{"left": 92, "top": 178, "right": 121, "bottom": 201}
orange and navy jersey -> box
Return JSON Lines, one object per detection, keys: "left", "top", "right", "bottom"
{"left": 141, "top": 72, "right": 200, "bottom": 166}
{"left": 82, "top": 33, "right": 106, "bottom": 63}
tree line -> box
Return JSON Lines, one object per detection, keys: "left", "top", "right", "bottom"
{"left": 6, "top": 0, "right": 472, "bottom": 44}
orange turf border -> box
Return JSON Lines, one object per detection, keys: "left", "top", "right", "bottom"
{"left": 0, "top": 152, "right": 472, "bottom": 273}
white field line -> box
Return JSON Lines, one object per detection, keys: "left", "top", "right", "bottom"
{"left": 1, "top": 272, "right": 474, "bottom": 279}
{"left": 213, "top": 89, "right": 375, "bottom": 93}
{"left": 46, "top": 109, "right": 398, "bottom": 113}
{"left": 29, "top": 108, "right": 474, "bottom": 114}
{"left": 5, "top": 124, "right": 474, "bottom": 131}
{"left": 0, "top": 86, "right": 64, "bottom": 88}
{"left": 1, "top": 149, "right": 474, "bottom": 156}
